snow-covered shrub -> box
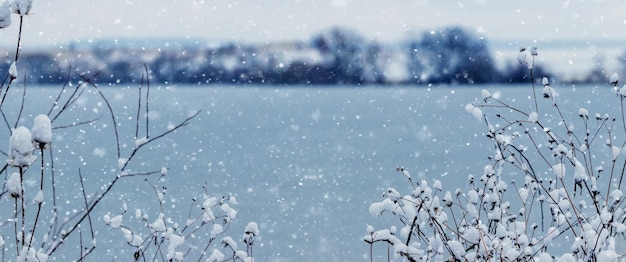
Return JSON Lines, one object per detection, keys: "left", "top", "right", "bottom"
{"left": 103, "top": 175, "right": 258, "bottom": 261}
{"left": 366, "top": 47, "right": 626, "bottom": 261}
{"left": 0, "top": 2, "right": 258, "bottom": 261}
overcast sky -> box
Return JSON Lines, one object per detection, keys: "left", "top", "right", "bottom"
{"left": 1, "top": 0, "right": 625, "bottom": 47}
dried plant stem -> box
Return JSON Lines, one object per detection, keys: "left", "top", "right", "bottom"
{"left": 14, "top": 16, "right": 23, "bottom": 62}
{"left": 135, "top": 75, "right": 143, "bottom": 139}
{"left": 28, "top": 147, "right": 46, "bottom": 249}
{"left": 42, "top": 146, "right": 59, "bottom": 250}
{"left": 50, "top": 82, "right": 89, "bottom": 123}
{"left": 530, "top": 56, "right": 538, "bottom": 113}
{"left": 14, "top": 197, "right": 18, "bottom": 254}
{"left": 78, "top": 170, "right": 95, "bottom": 251}
{"left": 0, "top": 109, "right": 10, "bottom": 134}
{"left": 79, "top": 75, "right": 121, "bottom": 159}
{"left": 622, "top": 98, "right": 626, "bottom": 133}
{"left": 145, "top": 64, "right": 150, "bottom": 139}
{"left": 47, "top": 64, "right": 72, "bottom": 116}
{"left": 14, "top": 80, "right": 26, "bottom": 129}
{"left": 0, "top": 15, "right": 25, "bottom": 110}
{"left": 20, "top": 166, "right": 25, "bottom": 249}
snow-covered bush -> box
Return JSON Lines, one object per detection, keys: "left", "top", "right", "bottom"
{"left": 366, "top": 47, "right": 626, "bottom": 261}
{"left": 102, "top": 175, "right": 258, "bottom": 261}
{"left": 0, "top": 1, "right": 258, "bottom": 261}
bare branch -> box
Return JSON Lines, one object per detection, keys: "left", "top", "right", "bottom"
{"left": 14, "top": 78, "right": 27, "bottom": 129}
{"left": 135, "top": 74, "right": 143, "bottom": 139}
{"left": 52, "top": 115, "right": 103, "bottom": 130}
{"left": 78, "top": 169, "right": 96, "bottom": 256}
{"left": 144, "top": 63, "right": 150, "bottom": 139}
{"left": 47, "top": 64, "right": 74, "bottom": 117}
{"left": 121, "top": 110, "right": 200, "bottom": 171}
{"left": 78, "top": 74, "right": 121, "bottom": 159}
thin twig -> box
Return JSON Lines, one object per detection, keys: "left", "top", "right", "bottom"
{"left": 530, "top": 56, "right": 538, "bottom": 113}
{"left": 0, "top": 108, "right": 11, "bottom": 134}
{"left": 14, "top": 15, "right": 23, "bottom": 62}
{"left": 144, "top": 63, "right": 150, "bottom": 139}
{"left": 14, "top": 77, "right": 27, "bottom": 128}
{"left": 136, "top": 74, "right": 143, "bottom": 139}
{"left": 28, "top": 147, "right": 46, "bottom": 249}
{"left": 78, "top": 169, "right": 96, "bottom": 255}
{"left": 79, "top": 74, "right": 121, "bottom": 159}
{"left": 50, "top": 81, "right": 89, "bottom": 123}
{"left": 14, "top": 197, "right": 19, "bottom": 254}
{"left": 0, "top": 15, "right": 25, "bottom": 110}
{"left": 47, "top": 64, "right": 73, "bottom": 117}
{"left": 52, "top": 115, "right": 103, "bottom": 130}
{"left": 121, "top": 110, "right": 200, "bottom": 171}
{"left": 42, "top": 146, "right": 59, "bottom": 250}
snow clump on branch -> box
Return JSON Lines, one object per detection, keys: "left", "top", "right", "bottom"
{"left": 31, "top": 114, "right": 51, "bottom": 149}
{"left": 7, "top": 126, "right": 36, "bottom": 167}
{"left": 7, "top": 172, "right": 21, "bottom": 197}
{"left": 8, "top": 61, "right": 17, "bottom": 79}
{"left": 11, "top": 0, "right": 33, "bottom": 16}
{"left": 242, "top": 222, "right": 258, "bottom": 246}
{"left": 0, "top": 1, "right": 10, "bottom": 28}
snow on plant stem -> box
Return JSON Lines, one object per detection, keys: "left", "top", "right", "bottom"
{"left": 612, "top": 146, "right": 622, "bottom": 161}
{"left": 552, "top": 163, "right": 566, "bottom": 179}
{"left": 11, "top": 0, "right": 33, "bottom": 16}
{"left": 31, "top": 114, "right": 51, "bottom": 148}
{"left": 134, "top": 136, "right": 148, "bottom": 147}
{"left": 9, "top": 61, "right": 17, "bottom": 78}
{"left": 7, "top": 172, "right": 21, "bottom": 197}
{"left": 32, "top": 190, "right": 43, "bottom": 204}
{"left": 166, "top": 234, "right": 184, "bottom": 261}
{"left": 242, "top": 222, "right": 259, "bottom": 245}
{"left": 610, "top": 72, "right": 619, "bottom": 86}
{"left": 464, "top": 103, "right": 482, "bottom": 120}
{"left": 0, "top": 1, "right": 10, "bottom": 28}
{"left": 8, "top": 126, "right": 36, "bottom": 167}
{"left": 481, "top": 89, "right": 491, "bottom": 99}
{"left": 210, "top": 224, "right": 224, "bottom": 238}
{"left": 528, "top": 112, "right": 538, "bottom": 122}
{"left": 11, "top": 0, "right": 33, "bottom": 15}
{"left": 220, "top": 236, "right": 237, "bottom": 250}
{"left": 619, "top": 85, "right": 626, "bottom": 97}
{"left": 207, "top": 250, "right": 225, "bottom": 262}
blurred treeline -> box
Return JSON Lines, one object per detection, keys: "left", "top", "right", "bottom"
{"left": 0, "top": 26, "right": 620, "bottom": 86}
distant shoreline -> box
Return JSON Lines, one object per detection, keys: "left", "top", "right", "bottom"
{"left": 1, "top": 26, "right": 623, "bottom": 86}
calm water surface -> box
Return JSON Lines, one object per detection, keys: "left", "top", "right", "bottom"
{"left": 3, "top": 84, "right": 612, "bottom": 261}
